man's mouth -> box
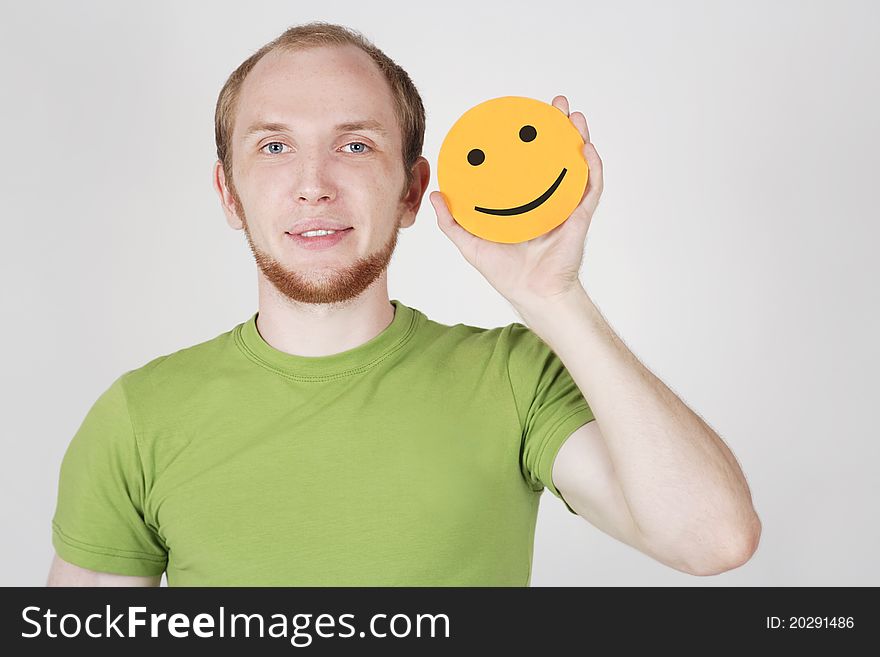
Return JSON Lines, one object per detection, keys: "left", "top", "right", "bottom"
{"left": 474, "top": 168, "right": 567, "bottom": 216}
{"left": 286, "top": 228, "right": 354, "bottom": 237}
{"left": 285, "top": 228, "right": 354, "bottom": 250}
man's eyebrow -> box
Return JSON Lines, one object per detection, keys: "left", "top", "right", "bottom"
{"left": 243, "top": 119, "right": 389, "bottom": 140}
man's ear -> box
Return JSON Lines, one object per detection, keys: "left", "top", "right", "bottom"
{"left": 398, "top": 156, "right": 431, "bottom": 229}
{"left": 213, "top": 160, "right": 244, "bottom": 230}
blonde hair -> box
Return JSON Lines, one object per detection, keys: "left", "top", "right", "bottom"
{"left": 215, "top": 21, "right": 426, "bottom": 197}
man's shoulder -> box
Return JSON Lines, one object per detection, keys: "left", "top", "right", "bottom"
{"left": 117, "top": 320, "right": 243, "bottom": 400}
{"left": 411, "top": 307, "right": 525, "bottom": 361}
{"left": 416, "top": 309, "right": 510, "bottom": 343}
{"left": 415, "top": 310, "right": 558, "bottom": 382}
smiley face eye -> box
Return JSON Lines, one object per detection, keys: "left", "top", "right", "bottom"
{"left": 519, "top": 125, "right": 537, "bottom": 142}
{"left": 467, "top": 148, "right": 485, "bottom": 166}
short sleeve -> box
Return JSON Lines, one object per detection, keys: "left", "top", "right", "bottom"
{"left": 506, "top": 322, "right": 595, "bottom": 515}
{"left": 51, "top": 375, "right": 168, "bottom": 576}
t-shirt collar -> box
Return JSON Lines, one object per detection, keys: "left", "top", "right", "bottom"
{"left": 234, "top": 298, "right": 418, "bottom": 380}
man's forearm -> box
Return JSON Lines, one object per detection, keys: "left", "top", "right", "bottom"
{"left": 512, "top": 282, "right": 761, "bottom": 571}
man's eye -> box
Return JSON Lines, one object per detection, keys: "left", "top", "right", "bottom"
{"left": 259, "top": 142, "right": 371, "bottom": 155}
{"left": 260, "top": 142, "right": 288, "bottom": 155}
{"left": 342, "top": 141, "right": 371, "bottom": 154}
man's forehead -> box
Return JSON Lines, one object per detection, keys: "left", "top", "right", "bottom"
{"left": 241, "top": 117, "right": 391, "bottom": 142}
{"left": 235, "top": 49, "right": 398, "bottom": 143}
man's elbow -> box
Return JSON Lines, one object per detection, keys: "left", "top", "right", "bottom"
{"left": 686, "top": 515, "right": 763, "bottom": 577}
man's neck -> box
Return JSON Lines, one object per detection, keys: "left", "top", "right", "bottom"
{"left": 253, "top": 276, "right": 396, "bottom": 358}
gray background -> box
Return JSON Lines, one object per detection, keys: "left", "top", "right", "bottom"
{"left": 1, "top": 0, "right": 877, "bottom": 586}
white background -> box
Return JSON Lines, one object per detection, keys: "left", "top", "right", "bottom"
{"left": 1, "top": 0, "right": 877, "bottom": 586}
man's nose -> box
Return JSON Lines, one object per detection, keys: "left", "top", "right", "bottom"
{"left": 295, "top": 154, "right": 337, "bottom": 204}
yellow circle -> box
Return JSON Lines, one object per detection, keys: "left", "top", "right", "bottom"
{"left": 438, "top": 96, "right": 588, "bottom": 243}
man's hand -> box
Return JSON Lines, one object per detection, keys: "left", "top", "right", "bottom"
{"left": 429, "top": 94, "right": 604, "bottom": 309}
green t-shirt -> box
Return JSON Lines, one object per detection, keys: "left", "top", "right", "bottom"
{"left": 51, "top": 299, "right": 594, "bottom": 586}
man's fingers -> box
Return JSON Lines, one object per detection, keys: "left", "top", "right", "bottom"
{"left": 570, "top": 111, "right": 590, "bottom": 143}
{"left": 552, "top": 95, "right": 570, "bottom": 116}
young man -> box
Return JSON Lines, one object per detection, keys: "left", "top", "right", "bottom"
{"left": 48, "top": 22, "right": 760, "bottom": 586}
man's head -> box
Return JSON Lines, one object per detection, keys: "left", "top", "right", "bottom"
{"left": 212, "top": 22, "right": 430, "bottom": 306}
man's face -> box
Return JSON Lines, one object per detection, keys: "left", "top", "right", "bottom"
{"left": 216, "top": 44, "right": 424, "bottom": 306}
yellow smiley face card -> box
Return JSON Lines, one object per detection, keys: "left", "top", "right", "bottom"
{"left": 437, "top": 96, "right": 589, "bottom": 244}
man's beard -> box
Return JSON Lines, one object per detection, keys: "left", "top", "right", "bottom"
{"left": 232, "top": 191, "right": 401, "bottom": 307}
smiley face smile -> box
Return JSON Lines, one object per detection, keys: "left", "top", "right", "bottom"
{"left": 474, "top": 168, "right": 568, "bottom": 216}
